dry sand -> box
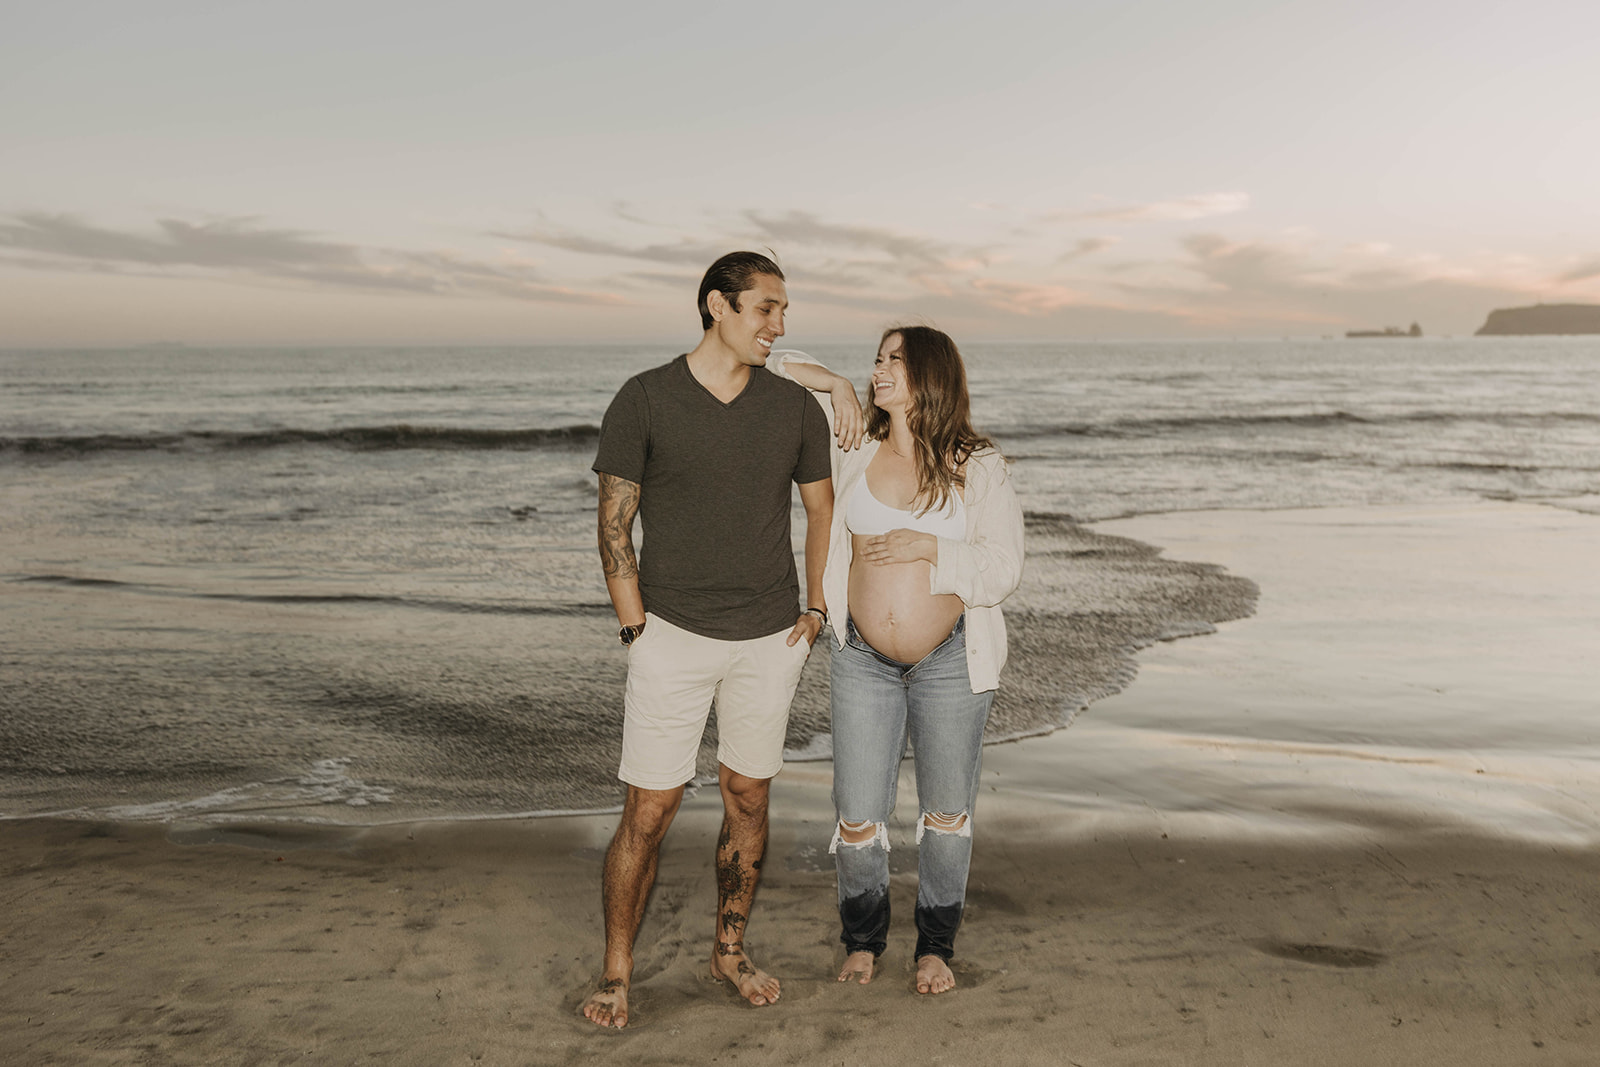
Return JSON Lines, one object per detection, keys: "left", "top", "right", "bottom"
{"left": 3, "top": 800, "right": 1597, "bottom": 1065}
{"left": 4, "top": 502, "right": 1598, "bottom": 1065}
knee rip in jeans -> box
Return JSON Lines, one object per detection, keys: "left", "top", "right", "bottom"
{"left": 828, "top": 818, "right": 889, "bottom": 855}
{"left": 915, "top": 810, "right": 971, "bottom": 845}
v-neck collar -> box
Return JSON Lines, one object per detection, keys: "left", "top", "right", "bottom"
{"left": 679, "top": 353, "right": 755, "bottom": 409}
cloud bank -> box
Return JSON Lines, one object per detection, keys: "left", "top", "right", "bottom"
{"left": 4, "top": 200, "right": 1592, "bottom": 341}
{"left": 0, "top": 213, "right": 624, "bottom": 305}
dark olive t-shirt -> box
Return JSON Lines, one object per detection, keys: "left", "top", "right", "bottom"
{"left": 592, "top": 355, "right": 832, "bottom": 640}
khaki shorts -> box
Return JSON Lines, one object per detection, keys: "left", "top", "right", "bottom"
{"left": 619, "top": 612, "right": 811, "bottom": 789}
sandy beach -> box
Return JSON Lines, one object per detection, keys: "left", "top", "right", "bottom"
{"left": 4, "top": 501, "right": 1599, "bottom": 1065}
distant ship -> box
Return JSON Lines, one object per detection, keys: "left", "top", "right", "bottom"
{"left": 1346, "top": 323, "right": 1422, "bottom": 338}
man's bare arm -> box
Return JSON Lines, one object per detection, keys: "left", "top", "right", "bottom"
{"left": 598, "top": 472, "right": 646, "bottom": 627}
{"left": 788, "top": 477, "right": 834, "bottom": 647}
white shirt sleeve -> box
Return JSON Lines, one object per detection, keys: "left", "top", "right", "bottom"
{"left": 928, "top": 453, "right": 1025, "bottom": 608}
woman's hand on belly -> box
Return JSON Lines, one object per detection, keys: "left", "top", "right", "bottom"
{"left": 856, "top": 529, "right": 937, "bottom": 567}
{"left": 848, "top": 532, "right": 965, "bottom": 663}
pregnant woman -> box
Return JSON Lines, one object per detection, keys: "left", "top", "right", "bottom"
{"left": 822, "top": 325, "right": 1024, "bottom": 995}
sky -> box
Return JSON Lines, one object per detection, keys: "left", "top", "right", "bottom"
{"left": 3, "top": 0, "right": 1599, "bottom": 346}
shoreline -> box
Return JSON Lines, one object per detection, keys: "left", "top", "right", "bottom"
{"left": 0, "top": 509, "right": 1258, "bottom": 825}
{"left": 5, "top": 498, "right": 1596, "bottom": 839}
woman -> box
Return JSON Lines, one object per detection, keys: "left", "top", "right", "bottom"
{"left": 822, "top": 326, "right": 1024, "bottom": 995}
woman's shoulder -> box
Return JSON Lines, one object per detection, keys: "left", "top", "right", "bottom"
{"left": 963, "top": 445, "right": 1009, "bottom": 481}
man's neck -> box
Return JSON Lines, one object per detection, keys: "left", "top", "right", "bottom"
{"left": 685, "top": 334, "right": 753, "bottom": 402}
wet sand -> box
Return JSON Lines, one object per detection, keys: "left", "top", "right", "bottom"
{"left": 3, "top": 502, "right": 1598, "bottom": 1065}
{"left": 0, "top": 513, "right": 1256, "bottom": 823}
{"left": 1076, "top": 501, "right": 1600, "bottom": 844}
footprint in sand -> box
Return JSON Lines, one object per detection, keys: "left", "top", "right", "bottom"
{"left": 1253, "top": 940, "right": 1386, "bottom": 968}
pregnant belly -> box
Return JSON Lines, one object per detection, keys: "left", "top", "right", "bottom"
{"left": 847, "top": 545, "right": 965, "bottom": 664}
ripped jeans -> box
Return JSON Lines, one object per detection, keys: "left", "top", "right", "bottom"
{"left": 829, "top": 614, "right": 994, "bottom": 961}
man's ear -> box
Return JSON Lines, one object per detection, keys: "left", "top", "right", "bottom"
{"left": 705, "top": 289, "right": 729, "bottom": 323}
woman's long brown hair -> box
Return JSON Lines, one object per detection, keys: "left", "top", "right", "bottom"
{"left": 864, "top": 325, "right": 995, "bottom": 514}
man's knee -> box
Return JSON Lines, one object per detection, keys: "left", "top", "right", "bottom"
{"left": 718, "top": 765, "right": 771, "bottom": 815}
{"left": 617, "top": 785, "right": 683, "bottom": 843}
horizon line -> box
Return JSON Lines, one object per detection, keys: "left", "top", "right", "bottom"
{"left": 2, "top": 333, "right": 1507, "bottom": 353}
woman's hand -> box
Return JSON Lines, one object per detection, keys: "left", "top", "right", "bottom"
{"left": 858, "top": 529, "right": 937, "bottom": 566}
{"left": 830, "top": 378, "right": 865, "bottom": 451}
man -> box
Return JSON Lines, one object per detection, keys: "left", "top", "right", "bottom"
{"left": 582, "top": 251, "right": 859, "bottom": 1029}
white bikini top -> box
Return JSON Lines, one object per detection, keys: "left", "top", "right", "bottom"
{"left": 845, "top": 474, "right": 967, "bottom": 538}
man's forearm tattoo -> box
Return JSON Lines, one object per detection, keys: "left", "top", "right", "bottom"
{"left": 597, "top": 473, "right": 641, "bottom": 580}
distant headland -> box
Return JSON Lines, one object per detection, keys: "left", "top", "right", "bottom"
{"left": 1476, "top": 303, "right": 1600, "bottom": 335}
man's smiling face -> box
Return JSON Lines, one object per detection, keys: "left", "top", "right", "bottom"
{"left": 715, "top": 273, "right": 787, "bottom": 365}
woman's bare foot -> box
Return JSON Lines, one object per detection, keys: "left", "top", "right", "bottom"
{"left": 710, "top": 943, "right": 782, "bottom": 1006}
{"left": 837, "top": 950, "right": 876, "bottom": 984}
{"left": 581, "top": 976, "right": 629, "bottom": 1028}
{"left": 915, "top": 955, "right": 955, "bottom": 995}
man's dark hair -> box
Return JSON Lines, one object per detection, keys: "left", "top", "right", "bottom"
{"left": 697, "top": 251, "right": 784, "bottom": 330}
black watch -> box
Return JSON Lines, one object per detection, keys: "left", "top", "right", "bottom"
{"left": 619, "top": 620, "right": 646, "bottom": 647}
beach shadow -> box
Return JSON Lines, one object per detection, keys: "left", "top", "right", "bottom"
{"left": 1253, "top": 939, "right": 1386, "bottom": 968}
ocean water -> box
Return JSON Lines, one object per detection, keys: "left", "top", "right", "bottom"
{"left": 2, "top": 338, "right": 1597, "bottom": 824}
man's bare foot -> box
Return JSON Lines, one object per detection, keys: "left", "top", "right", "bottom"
{"left": 581, "top": 976, "right": 629, "bottom": 1028}
{"left": 710, "top": 942, "right": 781, "bottom": 1006}
{"left": 837, "top": 950, "right": 876, "bottom": 984}
{"left": 916, "top": 955, "right": 955, "bottom": 995}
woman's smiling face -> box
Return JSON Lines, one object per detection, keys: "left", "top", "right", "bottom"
{"left": 871, "top": 331, "right": 912, "bottom": 415}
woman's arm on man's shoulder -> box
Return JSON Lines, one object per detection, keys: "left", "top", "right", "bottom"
{"left": 767, "top": 350, "right": 865, "bottom": 450}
